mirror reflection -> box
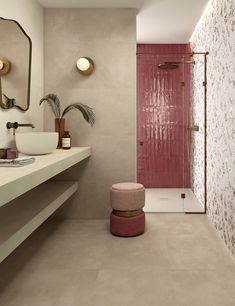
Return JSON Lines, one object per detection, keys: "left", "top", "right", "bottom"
{"left": 0, "top": 17, "right": 32, "bottom": 111}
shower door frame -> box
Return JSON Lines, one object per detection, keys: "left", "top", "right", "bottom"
{"left": 136, "top": 50, "right": 209, "bottom": 214}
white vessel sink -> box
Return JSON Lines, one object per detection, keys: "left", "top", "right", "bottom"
{"left": 15, "top": 132, "right": 58, "bottom": 155}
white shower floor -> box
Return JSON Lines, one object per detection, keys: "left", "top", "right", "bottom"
{"left": 144, "top": 188, "right": 204, "bottom": 213}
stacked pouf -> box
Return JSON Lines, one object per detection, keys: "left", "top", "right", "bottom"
{"left": 110, "top": 182, "right": 145, "bottom": 237}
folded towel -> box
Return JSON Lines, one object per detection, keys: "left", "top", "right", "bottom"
{"left": 0, "top": 156, "right": 35, "bottom": 167}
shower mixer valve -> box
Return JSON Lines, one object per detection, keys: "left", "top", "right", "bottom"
{"left": 189, "top": 125, "right": 199, "bottom": 132}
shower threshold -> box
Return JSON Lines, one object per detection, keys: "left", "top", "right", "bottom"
{"left": 144, "top": 188, "right": 204, "bottom": 213}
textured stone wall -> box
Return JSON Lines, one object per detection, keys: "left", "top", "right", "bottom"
{"left": 191, "top": 0, "right": 235, "bottom": 255}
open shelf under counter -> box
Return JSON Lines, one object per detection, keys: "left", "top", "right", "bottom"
{"left": 0, "top": 147, "right": 91, "bottom": 208}
{"left": 0, "top": 181, "right": 78, "bottom": 263}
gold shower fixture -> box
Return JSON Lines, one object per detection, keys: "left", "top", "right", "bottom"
{"left": 189, "top": 125, "right": 199, "bottom": 132}
{"left": 158, "top": 60, "right": 195, "bottom": 70}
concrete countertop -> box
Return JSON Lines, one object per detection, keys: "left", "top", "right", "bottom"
{"left": 0, "top": 147, "right": 91, "bottom": 207}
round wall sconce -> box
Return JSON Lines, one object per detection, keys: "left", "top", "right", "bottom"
{"left": 76, "top": 57, "right": 94, "bottom": 75}
{"left": 0, "top": 58, "right": 11, "bottom": 75}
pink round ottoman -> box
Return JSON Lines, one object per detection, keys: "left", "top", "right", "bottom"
{"left": 110, "top": 212, "right": 145, "bottom": 237}
{"left": 110, "top": 182, "right": 145, "bottom": 237}
{"left": 111, "top": 182, "right": 145, "bottom": 211}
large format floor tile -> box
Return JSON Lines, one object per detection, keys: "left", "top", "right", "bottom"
{"left": 0, "top": 214, "right": 234, "bottom": 306}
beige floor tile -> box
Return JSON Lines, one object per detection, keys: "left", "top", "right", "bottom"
{"left": 54, "top": 269, "right": 98, "bottom": 306}
{"left": 0, "top": 265, "right": 98, "bottom": 306}
{"left": 0, "top": 266, "right": 70, "bottom": 306}
{"left": 166, "top": 231, "right": 235, "bottom": 270}
{"left": 146, "top": 213, "right": 213, "bottom": 238}
{"left": 91, "top": 269, "right": 174, "bottom": 306}
{"left": 102, "top": 235, "right": 170, "bottom": 271}
{"left": 0, "top": 214, "right": 235, "bottom": 306}
{"left": 170, "top": 269, "right": 235, "bottom": 306}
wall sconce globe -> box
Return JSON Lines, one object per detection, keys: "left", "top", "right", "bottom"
{"left": 0, "top": 58, "right": 11, "bottom": 75}
{"left": 76, "top": 57, "right": 94, "bottom": 75}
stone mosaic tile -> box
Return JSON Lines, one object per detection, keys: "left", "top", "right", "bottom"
{"left": 191, "top": 0, "right": 235, "bottom": 255}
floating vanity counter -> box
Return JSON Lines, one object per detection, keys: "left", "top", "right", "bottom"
{"left": 0, "top": 147, "right": 91, "bottom": 208}
{"left": 0, "top": 147, "right": 91, "bottom": 263}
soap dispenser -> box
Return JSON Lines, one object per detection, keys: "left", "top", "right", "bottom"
{"left": 62, "top": 131, "right": 71, "bottom": 150}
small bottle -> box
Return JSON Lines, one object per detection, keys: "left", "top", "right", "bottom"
{"left": 62, "top": 131, "right": 71, "bottom": 150}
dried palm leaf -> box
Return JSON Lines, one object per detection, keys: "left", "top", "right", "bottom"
{"left": 61, "top": 103, "right": 95, "bottom": 126}
{"left": 39, "top": 93, "right": 61, "bottom": 117}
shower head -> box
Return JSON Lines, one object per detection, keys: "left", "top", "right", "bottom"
{"left": 158, "top": 63, "right": 179, "bottom": 70}
{"left": 158, "top": 60, "right": 195, "bottom": 70}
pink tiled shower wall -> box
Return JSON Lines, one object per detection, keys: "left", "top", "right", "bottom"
{"left": 137, "top": 44, "right": 191, "bottom": 188}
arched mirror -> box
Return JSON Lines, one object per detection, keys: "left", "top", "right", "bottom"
{"left": 0, "top": 17, "right": 32, "bottom": 111}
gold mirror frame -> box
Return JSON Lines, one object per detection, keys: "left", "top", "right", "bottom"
{"left": 0, "top": 17, "right": 32, "bottom": 111}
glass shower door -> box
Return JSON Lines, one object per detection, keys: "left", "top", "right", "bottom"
{"left": 137, "top": 50, "right": 192, "bottom": 212}
{"left": 183, "top": 53, "right": 205, "bottom": 213}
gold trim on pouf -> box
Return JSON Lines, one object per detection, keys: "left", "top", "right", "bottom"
{"left": 112, "top": 209, "right": 143, "bottom": 218}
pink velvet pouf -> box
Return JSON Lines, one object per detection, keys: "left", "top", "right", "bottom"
{"left": 110, "top": 182, "right": 145, "bottom": 237}
{"left": 110, "top": 212, "right": 145, "bottom": 237}
{"left": 111, "top": 182, "right": 145, "bottom": 211}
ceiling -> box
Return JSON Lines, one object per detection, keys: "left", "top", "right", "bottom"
{"left": 37, "top": 0, "right": 209, "bottom": 43}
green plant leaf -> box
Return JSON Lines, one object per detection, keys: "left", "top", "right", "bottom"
{"left": 2, "top": 93, "right": 16, "bottom": 109}
{"left": 39, "top": 94, "right": 61, "bottom": 117}
{"left": 62, "top": 103, "right": 95, "bottom": 126}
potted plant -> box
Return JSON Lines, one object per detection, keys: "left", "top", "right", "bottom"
{"left": 40, "top": 94, "right": 95, "bottom": 147}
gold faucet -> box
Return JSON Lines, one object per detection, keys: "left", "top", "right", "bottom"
{"left": 6, "top": 121, "right": 35, "bottom": 135}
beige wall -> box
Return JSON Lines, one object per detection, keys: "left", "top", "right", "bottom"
{"left": 44, "top": 9, "right": 137, "bottom": 219}
{"left": 0, "top": 0, "right": 44, "bottom": 147}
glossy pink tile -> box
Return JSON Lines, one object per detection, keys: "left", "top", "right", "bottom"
{"left": 137, "top": 44, "right": 191, "bottom": 188}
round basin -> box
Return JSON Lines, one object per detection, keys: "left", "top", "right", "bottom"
{"left": 15, "top": 132, "right": 58, "bottom": 155}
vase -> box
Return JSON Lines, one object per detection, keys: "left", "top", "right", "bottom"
{"left": 54, "top": 118, "right": 65, "bottom": 148}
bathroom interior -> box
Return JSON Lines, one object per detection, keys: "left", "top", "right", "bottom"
{"left": 0, "top": 0, "right": 234, "bottom": 305}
